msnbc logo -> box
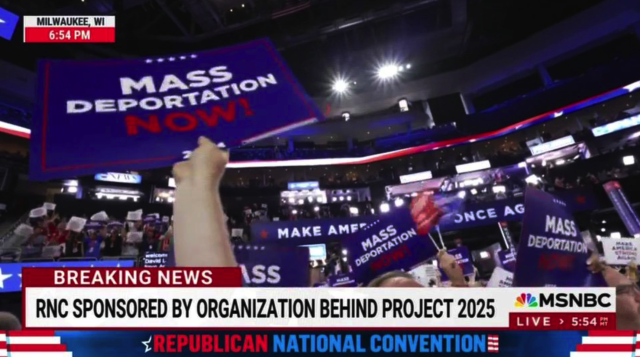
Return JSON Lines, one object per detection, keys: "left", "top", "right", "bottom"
{"left": 515, "top": 293, "right": 538, "bottom": 308}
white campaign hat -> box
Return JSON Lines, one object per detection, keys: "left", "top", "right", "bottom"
{"left": 29, "top": 207, "right": 47, "bottom": 218}
{"left": 90, "top": 211, "right": 109, "bottom": 221}
{"left": 126, "top": 209, "right": 143, "bottom": 221}
{"left": 66, "top": 216, "right": 87, "bottom": 233}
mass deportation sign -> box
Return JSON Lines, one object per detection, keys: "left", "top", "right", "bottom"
{"left": 30, "top": 38, "right": 323, "bottom": 180}
{"left": 343, "top": 209, "right": 438, "bottom": 285}
{"left": 514, "top": 188, "right": 593, "bottom": 287}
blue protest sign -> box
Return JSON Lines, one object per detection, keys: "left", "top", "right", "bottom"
{"left": 514, "top": 188, "right": 592, "bottom": 287}
{"left": 328, "top": 273, "right": 358, "bottom": 287}
{"left": 30, "top": 38, "right": 323, "bottom": 180}
{"left": 343, "top": 209, "right": 438, "bottom": 285}
{"left": 234, "top": 245, "right": 310, "bottom": 287}
{"left": 0, "top": 260, "right": 135, "bottom": 293}
{"left": 439, "top": 246, "right": 475, "bottom": 282}
{"left": 498, "top": 249, "right": 517, "bottom": 272}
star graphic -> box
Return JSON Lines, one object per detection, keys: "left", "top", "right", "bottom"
{"left": 142, "top": 336, "right": 153, "bottom": 353}
{"left": 0, "top": 269, "right": 12, "bottom": 289}
{"left": 260, "top": 230, "right": 268, "bottom": 239}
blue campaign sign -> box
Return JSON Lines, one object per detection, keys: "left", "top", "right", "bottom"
{"left": 328, "top": 273, "right": 358, "bottom": 287}
{"left": 513, "top": 188, "right": 593, "bottom": 287}
{"left": 439, "top": 246, "right": 475, "bottom": 282}
{"left": 0, "top": 6, "right": 19, "bottom": 41}
{"left": 343, "top": 209, "right": 438, "bottom": 285}
{"left": 234, "top": 245, "right": 309, "bottom": 287}
{"left": 251, "top": 188, "right": 597, "bottom": 244}
{"left": 30, "top": 38, "right": 323, "bottom": 180}
{"left": 0, "top": 260, "right": 135, "bottom": 293}
{"left": 251, "top": 216, "right": 379, "bottom": 245}
{"left": 498, "top": 249, "right": 517, "bottom": 272}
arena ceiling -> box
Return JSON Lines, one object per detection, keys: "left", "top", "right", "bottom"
{"left": 0, "top": 0, "right": 605, "bottom": 97}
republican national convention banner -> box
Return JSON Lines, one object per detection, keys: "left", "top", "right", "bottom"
{"left": 30, "top": 38, "right": 324, "bottom": 180}
{"left": 251, "top": 187, "right": 598, "bottom": 245}
{"left": 7, "top": 330, "right": 639, "bottom": 356}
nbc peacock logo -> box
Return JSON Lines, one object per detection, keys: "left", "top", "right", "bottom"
{"left": 515, "top": 293, "right": 539, "bottom": 308}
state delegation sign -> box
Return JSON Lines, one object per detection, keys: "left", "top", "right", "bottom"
{"left": 30, "top": 38, "right": 323, "bottom": 180}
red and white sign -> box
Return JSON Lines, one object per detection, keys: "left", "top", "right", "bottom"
{"left": 22, "top": 268, "right": 615, "bottom": 330}
{"left": 24, "top": 16, "right": 115, "bottom": 43}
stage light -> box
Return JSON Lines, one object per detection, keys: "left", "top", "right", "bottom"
{"left": 470, "top": 189, "right": 478, "bottom": 195}
{"left": 339, "top": 196, "right": 344, "bottom": 201}
{"left": 68, "top": 186, "right": 78, "bottom": 193}
{"left": 342, "top": 112, "right": 350, "bottom": 121}
{"left": 349, "top": 207, "right": 359, "bottom": 215}
{"left": 168, "top": 197, "right": 174, "bottom": 203}
{"left": 342, "top": 249, "right": 348, "bottom": 255}
{"left": 342, "top": 257, "right": 348, "bottom": 262}
{"left": 347, "top": 196, "right": 352, "bottom": 201}
{"left": 601, "top": 228, "right": 606, "bottom": 232}
{"left": 406, "top": 64, "right": 412, "bottom": 69}
{"left": 308, "top": 196, "right": 314, "bottom": 203}
{"left": 611, "top": 232, "right": 622, "bottom": 239}
{"left": 457, "top": 191, "right": 467, "bottom": 199}
{"left": 541, "top": 160, "right": 547, "bottom": 167}
{"left": 332, "top": 197, "right": 337, "bottom": 202}
{"left": 492, "top": 185, "right": 506, "bottom": 193}
{"left": 394, "top": 197, "right": 404, "bottom": 207}
{"left": 518, "top": 162, "right": 527, "bottom": 168}
{"left": 399, "top": 99, "right": 409, "bottom": 112}
{"left": 377, "top": 64, "right": 400, "bottom": 80}
{"left": 380, "top": 203, "right": 390, "bottom": 213}
{"left": 623, "top": 155, "right": 635, "bottom": 166}
{"left": 332, "top": 79, "right": 349, "bottom": 94}
{"left": 555, "top": 159, "right": 566, "bottom": 166}
{"left": 602, "top": 220, "right": 607, "bottom": 224}
{"left": 479, "top": 251, "right": 490, "bottom": 259}
{"left": 298, "top": 199, "right": 304, "bottom": 205}
{"left": 292, "top": 210, "right": 298, "bottom": 215}
{"left": 288, "top": 198, "right": 295, "bottom": 204}
{"left": 314, "top": 206, "right": 320, "bottom": 212}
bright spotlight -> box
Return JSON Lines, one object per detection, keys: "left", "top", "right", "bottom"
{"left": 339, "top": 196, "right": 344, "bottom": 201}
{"left": 555, "top": 159, "right": 566, "bottom": 166}
{"left": 380, "top": 203, "right": 390, "bottom": 213}
{"left": 470, "top": 189, "right": 478, "bottom": 195}
{"left": 314, "top": 206, "right": 320, "bottom": 212}
{"left": 623, "top": 155, "right": 635, "bottom": 166}
{"left": 292, "top": 210, "right": 298, "bottom": 215}
{"left": 68, "top": 186, "right": 78, "bottom": 193}
{"left": 332, "top": 197, "right": 337, "bottom": 202}
{"left": 349, "top": 207, "right": 359, "bottom": 215}
{"left": 342, "top": 249, "right": 348, "bottom": 255}
{"left": 406, "top": 63, "right": 412, "bottom": 69}
{"left": 394, "top": 197, "right": 404, "bottom": 207}
{"left": 297, "top": 199, "right": 304, "bottom": 205}
{"left": 332, "top": 79, "right": 349, "bottom": 94}
{"left": 346, "top": 196, "right": 352, "bottom": 201}
{"left": 308, "top": 196, "right": 314, "bottom": 203}
{"left": 288, "top": 198, "right": 295, "bottom": 204}
{"left": 525, "top": 175, "right": 541, "bottom": 185}
{"left": 378, "top": 64, "right": 400, "bottom": 80}
{"left": 457, "top": 191, "right": 466, "bottom": 199}
{"left": 342, "top": 112, "right": 350, "bottom": 121}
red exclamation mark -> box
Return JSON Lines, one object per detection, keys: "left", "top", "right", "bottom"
{"left": 238, "top": 98, "right": 254, "bottom": 116}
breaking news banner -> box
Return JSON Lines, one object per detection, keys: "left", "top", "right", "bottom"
{"left": 29, "top": 38, "right": 323, "bottom": 180}
{"left": 23, "top": 16, "right": 116, "bottom": 43}
{"left": 22, "top": 268, "right": 615, "bottom": 331}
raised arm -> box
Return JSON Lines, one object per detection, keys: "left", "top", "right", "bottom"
{"left": 173, "top": 137, "right": 237, "bottom": 267}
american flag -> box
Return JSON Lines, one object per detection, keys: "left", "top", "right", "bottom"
{"left": 487, "top": 335, "right": 499, "bottom": 353}
{"left": 0, "top": 331, "right": 72, "bottom": 357}
{"left": 571, "top": 331, "right": 638, "bottom": 357}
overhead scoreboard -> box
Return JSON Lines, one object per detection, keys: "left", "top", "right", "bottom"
{"left": 24, "top": 16, "right": 115, "bottom": 43}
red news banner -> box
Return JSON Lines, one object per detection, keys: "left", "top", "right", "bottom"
{"left": 24, "top": 16, "right": 116, "bottom": 43}
{"left": 22, "top": 268, "right": 616, "bottom": 330}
